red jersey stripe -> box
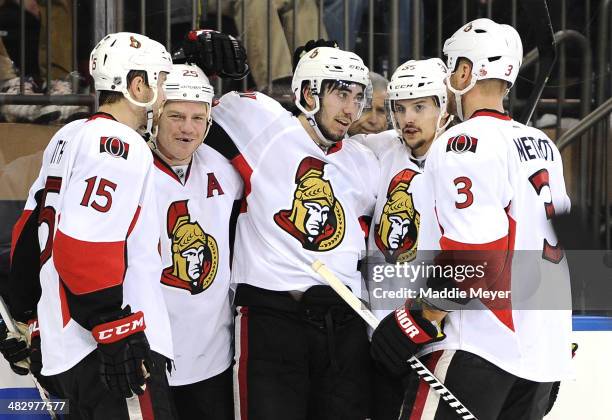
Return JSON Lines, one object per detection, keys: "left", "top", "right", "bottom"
{"left": 53, "top": 229, "right": 126, "bottom": 295}
{"left": 10, "top": 210, "right": 32, "bottom": 263}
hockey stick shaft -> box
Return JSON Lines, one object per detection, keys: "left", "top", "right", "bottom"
{"left": 311, "top": 260, "right": 477, "bottom": 420}
{"left": 0, "top": 297, "right": 58, "bottom": 420}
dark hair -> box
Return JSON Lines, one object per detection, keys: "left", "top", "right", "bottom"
{"left": 299, "top": 79, "right": 362, "bottom": 110}
{"left": 98, "top": 70, "right": 148, "bottom": 106}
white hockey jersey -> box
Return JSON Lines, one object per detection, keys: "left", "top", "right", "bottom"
{"left": 21, "top": 114, "right": 173, "bottom": 375}
{"left": 153, "top": 144, "right": 243, "bottom": 385}
{"left": 420, "top": 109, "right": 573, "bottom": 382}
{"left": 211, "top": 92, "right": 379, "bottom": 295}
{"left": 354, "top": 130, "right": 441, "bottom": 320}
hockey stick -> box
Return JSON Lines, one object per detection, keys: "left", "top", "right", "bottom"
{"left": 311, "top": 260, "right": 477, "bottom": 420}
{"left": 518, "top": 0, "right": 556, "bottom": 125}
{"left": 0, "top": 296, "right": 58, "bottom": 420}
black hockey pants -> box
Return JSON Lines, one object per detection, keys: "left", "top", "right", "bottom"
{"left": 233, "top": 284, "right": 372, "bottom": 420}
{"left": 400, "top": 350, "right": 553, "bottom": 420}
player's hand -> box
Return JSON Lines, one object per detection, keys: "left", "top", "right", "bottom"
{"left": 91, "top": 306, "right": 152, "bottom": 398}
{"left": 0, "top": 319, "right": 31, "bottom": 375}
{"left": 371, "top": 300, "right": 445, "bottom": 376}
{"left": 173, "top": 29, "right": 249, "bottom": 80}
{"left": 292, "top": 39, "right": 339, "bottom": 72}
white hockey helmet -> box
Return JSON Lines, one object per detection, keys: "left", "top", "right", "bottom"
{"left": 388, "top": 58, "right": 448, "bottom": 108}
{"left": 443, "top": 18, "right": 522, "bottom": 120}
{"left": 291, "top": 47, "right": 370, "bottom": 146}
{"left": 164, "top": 64, "right": 214, "bottom": 105}
{"left": 387, "top": 58, "right": 450, "bottom": 137}
{"left": 90, "top": 32, "right": 172, "bottom": 108}
{"left": 443, "top": 18, "right": 523, "bottom": 87}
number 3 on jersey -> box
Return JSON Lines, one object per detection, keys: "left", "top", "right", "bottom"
{"left": 454, "top": 176, "right": 473, "bottom": 209}
{"left": 529, "top": 169, "right": 563, "bottom": 263}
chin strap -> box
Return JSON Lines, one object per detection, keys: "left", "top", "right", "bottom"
{"left": 123, "top": 86, "right": 161, "bottom": 139}
{"left": 296, "top": 95, "right": 336, "bottom": 149}
{"left": 434, "top": 110, "right": 454, "bottom": 138}
{"left": 445, "top": 74, "right": 476, "bottom": 122}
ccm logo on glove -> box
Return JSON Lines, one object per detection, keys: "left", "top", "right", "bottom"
{"left": 92, "top": 312, "right": 146, "bottom": 344}
{"left": 394, "top": 308, "right": 431, "bottom": 344}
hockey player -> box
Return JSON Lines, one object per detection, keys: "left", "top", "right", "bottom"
{"left": 153, "top": 63, "right": 242, "bottom": 419}
{"left": 360, "top": 58, "right": 450, "bottom": 420}
{"left": 2, "top": 32, "right": 176, "bottom": 417}
{"left": 179, "top": 34, "right": 379, "bottom": 419}
{"left": 371, "top": 19, "right": 573, "bottom": 419}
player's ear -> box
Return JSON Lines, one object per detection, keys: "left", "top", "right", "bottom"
{"left": 454, "top": 59, "right": 473, "bottom": 90}
{"left": 302, "top": 84, "right": 317, "bottom": 111}
{"left": 128, "top": 74, "right": 148, "bottom": 100}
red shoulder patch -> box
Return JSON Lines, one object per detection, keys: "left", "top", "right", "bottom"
{"left": 100, "top": 136, "right": 129, "bottom": 160}
{"left": 446, "top": 134, "right": 478, "bottom": 154}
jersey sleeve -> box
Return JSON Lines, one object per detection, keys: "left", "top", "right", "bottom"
{"left": 4, "top": 125, "right": 77, "bottom": 321}
{"left": 542, "top": 130, "right": 571, "bottom": 215}
{"left": 350, "top": 130, "right": 399, "bottom": 160}
{"left": 52, "top": 131, "right": 152, "bottom": 328}
{"left": 211, "top": 91, "right": 288, "bottom": 158}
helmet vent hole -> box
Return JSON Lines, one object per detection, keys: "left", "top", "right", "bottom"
{"left": 488, "top": 56, "right": 501, "bottom": 62}
{"left": 110, "top": 40, "right": 117, "bottom": 47}
{"left": 475, "top": 29, "right": 487, "bottom": 33}
{"left": 103, "top": 54, "right": 108, "bottom": 66}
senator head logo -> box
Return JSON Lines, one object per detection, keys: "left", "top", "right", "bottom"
{"left": 161, "top": 200, "right": 218, "bottom": 294}
{"left": 274, "top": 157, "right": 345, "bottom": 251}
{"left": 374, "top": 169, "right": 420, "bottom": 263}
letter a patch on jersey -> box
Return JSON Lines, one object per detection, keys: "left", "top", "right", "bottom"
{"left": 100, "top": 136, "right": 129, "bottom": 160}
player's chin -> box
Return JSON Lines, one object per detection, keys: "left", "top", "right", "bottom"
{"left": 405, "top": 138, "right": 426, "bottom": 149}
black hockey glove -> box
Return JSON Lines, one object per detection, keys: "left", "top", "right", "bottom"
{"left": 0, "top": 318, "right": 34, "bottom": 376}
{"left": 371, "top": 300, "right": 445, "bottom": 376}
{"left": 173, "top": 29, "right": 249, "bottom": 80}
{"left": 292, "top": 39, "right": 339, "bottom": 72}
{"left": 91, "top": 306, "right": 152, "bottom": 398}
{"left": 28, "top": 319, "right": 42, "bottom": 377}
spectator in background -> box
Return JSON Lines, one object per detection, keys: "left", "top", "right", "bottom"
{"left": 322, "top": 0, "right": 366, "bottom": 51}
{"left": 0, "top": 0, "right": 41, "bottom": 80}
{"left": 324, "top": 0, "right": 422, "bottom": 76}
{"left": 348, "top": 72, "right": 388, "bottom": 136}
{"left": 38, "top": 0, "right": 74, "bottom": 80}
{"left": 233, "top": 0, "right": 327, "bottom": 88}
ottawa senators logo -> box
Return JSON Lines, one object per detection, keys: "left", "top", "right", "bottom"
{"left": 446, "top": 134, "right": 478, "bottom": 154}
{"left": 129, "top": 36, "right": 141, "bottom": 49}
{"left": 274, "top": 157, "right": 345, "bottom": 251}
{"left": 374, "top": 169, "right": 420, "bottom": 263}
{"left": 161, "top": 200, "right": 218, "bottom": 294}
{"left": 100, "top": 136, "right": 129, "bottom": 159}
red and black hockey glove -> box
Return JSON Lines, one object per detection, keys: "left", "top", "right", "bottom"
{"left": 173, "top": 29, "right": 249, "bottom": 80}
{"left": 91, "top": 306, "right": 152, "bottom": 398}
{"left": 292, "top": 39, "right": 339, "bottom": 72}
{"left": 371, "top": 300, "right": 445, "bottom": 376}
{"left": 0, "top": 318, "right": 36, "bottom": 376}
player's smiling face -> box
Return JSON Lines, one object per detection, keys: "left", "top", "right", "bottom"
{"left": 157, "top": 101, "right": 210, "bottom": 165}
{"left": 315, "top": 82, "right": 365, "bottom": 142}
{"left": 392, "top": 96, "right": 439, "bottom": 156}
